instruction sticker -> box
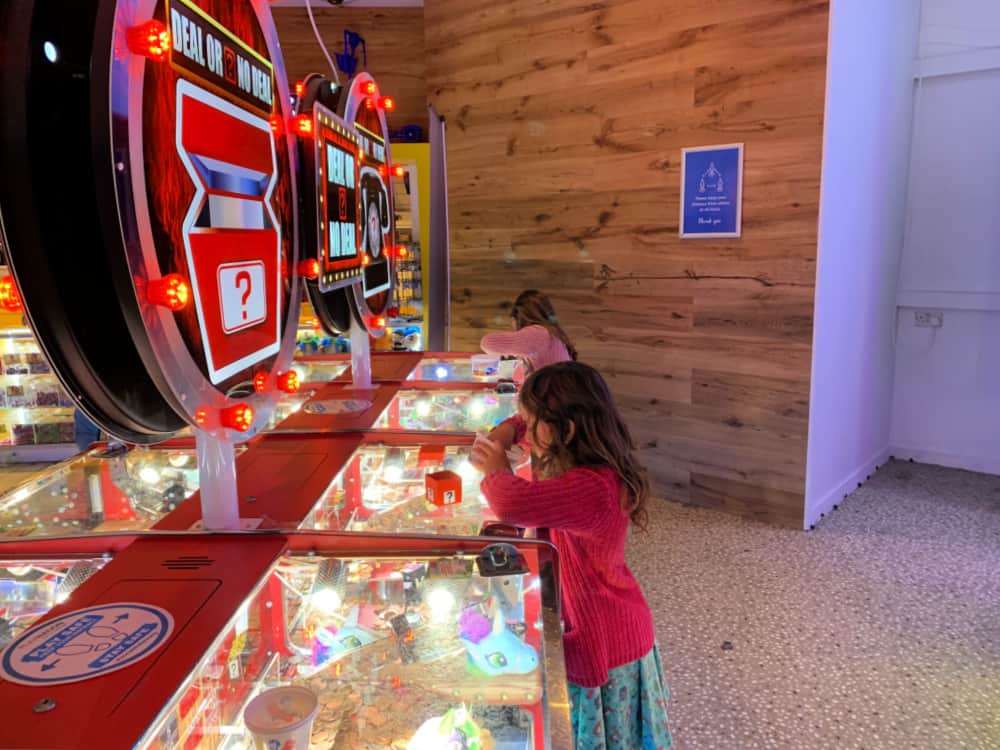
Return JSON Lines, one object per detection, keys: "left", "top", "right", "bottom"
{"left": 0, "top": 602, "right": 174, "bottom": 685}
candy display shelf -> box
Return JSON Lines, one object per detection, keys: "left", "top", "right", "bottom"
{"left": 0, "top": 327, "right": 77, "bottom": 463}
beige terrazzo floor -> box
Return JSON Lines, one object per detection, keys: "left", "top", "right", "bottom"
{"left": 629, "top": 459, "right": 1000, "bottom": 750}
{"left": 0, "top": 458, "right": 995, "bottom": 748}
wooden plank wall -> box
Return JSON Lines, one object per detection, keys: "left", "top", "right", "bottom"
{"left": 272, "top": 6, "right": 428, "bottom": 135}
{"left": 424, "top": 0, "right": 830, "bottom": 527}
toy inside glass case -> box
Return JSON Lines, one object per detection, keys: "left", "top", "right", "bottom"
{"left": 265, "top": 390, "right": 322, "bottom": 431}
{"left": 0, "top": 445, "right": 244, "bottom": 538}
{"left": 0, "top": 555, "right": 108, "bottom": 650}
{"left": 407, "top": 358, "right": 517, "bottom": 384}
{"left": 290, "top": 360, "right": 349, "bottom": 386}
{"left": 372, "top": 390, "right": 519, "bottom": 435}
{"left": 139, "top": 536, "right": 570, "bottom": 750}
{"left": 300, "top": 442, "right": 529, "bottom": 537}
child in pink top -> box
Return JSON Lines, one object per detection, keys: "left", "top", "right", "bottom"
{"left": 479, "top": 289, "right": 576, "bottom": 383}
{"left": 471, "top": 361, "right": 672, "bottom": 750}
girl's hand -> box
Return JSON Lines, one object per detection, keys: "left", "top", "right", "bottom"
{"left": 486, "top": 420, "right": 517, "bottom": 450}
{"left": 471, "top": 434, "right": 512, "bottom": 475}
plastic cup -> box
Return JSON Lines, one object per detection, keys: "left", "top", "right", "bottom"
{"left": 244, "top": 685, "right": 318, "bottom": 750}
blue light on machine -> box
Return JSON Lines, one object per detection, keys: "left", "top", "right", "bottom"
{"left": 43, "top": 41, "right": 58, "bottom": 63}
{"left": 434, "top": 366, "right": 450, "bottom": 381}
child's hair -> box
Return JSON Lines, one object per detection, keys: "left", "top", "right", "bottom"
{"left": 519, "top": 361, "right": 650, "bottom": 528}
{"left": 509, "top": 290, "right": 578, "bottom": 361}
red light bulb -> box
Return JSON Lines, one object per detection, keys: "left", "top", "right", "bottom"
{"left": 397, "top": 245, "right": 408, "bottom": 258}
{"left": 0, "top": 276, "right": 23, "bottom": 313}
{"left": 365, "top": 97, "right": 375, "bottom": 111}
{"left": 391, "top": 165, "right": 405, "bottom": 177}
{"left": 269, "top": 115, "right": 282, "bottom": 134}
{"left": 380, "top": 96, "right": 395, "bottom": 111}
{"left": 361, "top": 80, "right": 377, "bottom": 96}
{"left": 292, "top": 115, "right": 313, "bottom": 136}
{"left": 253, "top": 372, "right": 268, "bottom": 393}
{"left": 294, "top": 81, "right": 305, "bottom": 97}
{"left": 297, "top": 258, "right": 320, "bottom": 279}
{"left": 369, "top": 315, "right": 386, "bottom": 329}
{"left": 127, "top": 20, "right": 171, "bottom": 62}
{"left": 194, "top": 408, "right": 208, "bottom": 426}
{"left": 220, "top": 403, "right": 254, "bottom": 432}
{"left": 146, "top": 274, "right": 189, "bottom": 311}
{"left": 277, "top": 371, "right": 300, "bottom": 394}
{"left": 362, "top": 254, "right": 371, "bottom": 267}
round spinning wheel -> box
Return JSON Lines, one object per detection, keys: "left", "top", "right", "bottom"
{"left": 294, "top": 71, "right": 397, "bottom": 340}
{"left": 0, "top": 0, "right": 300, "bottom": 444}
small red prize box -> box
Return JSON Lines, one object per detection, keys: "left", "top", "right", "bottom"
{"left": 417, "top": 444, "right": 446, "bottom": 466}
{"left": 425, "top": 470, "right": 462, "bottom": 507}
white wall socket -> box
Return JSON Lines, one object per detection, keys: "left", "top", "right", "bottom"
{"left": 914, "top": 310, "right": 944, "bottom": 328}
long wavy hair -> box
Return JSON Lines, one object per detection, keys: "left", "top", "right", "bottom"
{"left": 510, "top": 290, "right": 578, "bottom": 362}
{"left": 519, "top": 361, "right": 650, "bottom": 528}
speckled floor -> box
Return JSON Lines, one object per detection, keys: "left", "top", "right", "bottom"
{"left": 629, "top": 459, "right": 1000, "bottom": 750}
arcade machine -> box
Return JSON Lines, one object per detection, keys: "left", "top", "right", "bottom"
{"left": 0, "top": 444, "right": 220, "bottom": 538}
{"left": 0, "top": 1, "right": 569, "bottom": 748}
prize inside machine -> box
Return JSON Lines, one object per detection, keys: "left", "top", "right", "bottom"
{"left": 372, "top": 386, "right": 519, "bottom": 435}
{"left": 0, "top": 552, "right": 109, "bottom": 652}
{"left": 293, "top": 304, "right": 351, "bottom": 381}
{"left": 141, "top": 538, "right": 569, "bottom": 750}
{"left": 0, "top": 442, "right": 250, "bottom": 539}
{"left": 406, "top": 355, "right": 517, "bottom": 385}
{"left": 299, "top": 438, "right": 531, "bottom": 538}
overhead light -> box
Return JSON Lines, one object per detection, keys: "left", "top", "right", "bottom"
{"left": 427, "top": 588, "right": 455, "bottom": 623}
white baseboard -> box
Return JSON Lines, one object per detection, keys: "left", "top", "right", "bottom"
{"left": 889, "top": 445, "right": 1000, "bottom": 477}
{"left": 804, "top": 446, "right": 892, "bottom": 529}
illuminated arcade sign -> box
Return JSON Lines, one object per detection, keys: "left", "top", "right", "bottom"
{"left": 308, "top": 105, "right": 390, "bottom": 299}
{"left": 167, "top": 0, "right": 274, "bottom": 116}
{"left": 315, "top": 105, "right": 361, "bottom": 292}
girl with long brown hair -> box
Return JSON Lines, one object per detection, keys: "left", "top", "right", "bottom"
{"left": 471, "top": 361, "right": 671, "bottom": 750}
{"left": 479, "top": 289, "right": 577, "bottom": 384}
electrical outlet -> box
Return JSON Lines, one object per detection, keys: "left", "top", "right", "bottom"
{"left": 914, "top": 310, "right": 944, "bottom": 328}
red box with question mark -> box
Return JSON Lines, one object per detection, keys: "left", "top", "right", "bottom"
{"left": 176, "top": 84, "right": 283, "bottom": 385}
{"left": 218, "top": 261, "right": 267, "bottom": 333}
{"left": 425, "top": 470, "right": 462, "bottom": 507}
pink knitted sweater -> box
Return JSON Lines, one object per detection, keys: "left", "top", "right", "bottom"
{"left": 481, "top": 460, "right": 656, "bottom": 687}
{"left": 479, "top": 325, "right": 571, "bottom": 381}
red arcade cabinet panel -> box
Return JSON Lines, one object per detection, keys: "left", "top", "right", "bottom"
{"left": 0, "top": 534, "right": 286, "bottom": 749}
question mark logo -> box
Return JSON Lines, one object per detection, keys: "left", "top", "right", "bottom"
{"left": 235, "top": 271, "right": 252, "bottom": 320}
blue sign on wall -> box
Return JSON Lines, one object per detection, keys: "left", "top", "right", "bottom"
{"left": 680, "top": 143, "right": 744, "bottom": 238}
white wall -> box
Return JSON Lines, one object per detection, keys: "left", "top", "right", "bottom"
{"left": 804, "top": 0, "right": 921, "bottom": 527}
{"left": 920, "top": 0, "right": 1000, "bottom": 58}
{"left": 890, "top": 61, "right": 1000, "bottom": 473}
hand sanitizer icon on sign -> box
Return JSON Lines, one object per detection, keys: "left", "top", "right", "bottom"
{"left": 699, "top": 162, "right": 724, "bottom": 194}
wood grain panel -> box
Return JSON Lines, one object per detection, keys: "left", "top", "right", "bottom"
{"left": 272, "top": 7, "right": 427, "bottom": 134}
{"left": 426, "top": 0, "right": 830, "bottom": 527}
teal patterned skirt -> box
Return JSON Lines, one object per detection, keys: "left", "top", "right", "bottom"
{"left": 568, "top": 644, "right": 672, "bottom": 750}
